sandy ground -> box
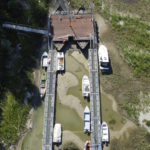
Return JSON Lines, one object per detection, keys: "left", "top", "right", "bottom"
{"left": 57, "top": 72, "right": 84, "bottom": 119}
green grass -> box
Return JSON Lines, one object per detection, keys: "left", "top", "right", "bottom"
{"left": 22, "top": 102, "right": 44, "bottom": 150}
{"left": 110, "top": 15, "right": 150, "bottom": 78}
{"left": 103, "top": 0, "right": 150, "bottom": 22}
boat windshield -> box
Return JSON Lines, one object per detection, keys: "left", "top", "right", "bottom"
{"left": 101, "top": 62, "right": 109, "bottom": 67}
{"left": 43, "top": 56, "right": 47, "bottom": 59}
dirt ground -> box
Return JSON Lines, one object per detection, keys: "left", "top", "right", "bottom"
{"left": 57, "top": 72, "right": 84, "bottom": 119}
{"left": 62, "top": 130, "right": 84, "bottom": 149}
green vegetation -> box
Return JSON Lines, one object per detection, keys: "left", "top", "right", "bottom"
{"left": 22, "top": 102, "right": 44, "bottom": 150}
{"left": 0, "top": 93, "right": 30, "bottom": 145}
{"left": 143, "top": 120, "right": 150, "bottom": 127}
{"left": 63, "top": 142, "right": 80, "bottom": 150}
{"left": 110, "top": 128, "right": 150, "bottom": 150}
{"left": 68, "top": 0, "right": 91, "bottom": 9}
{"left": 146, "top": 121, "right": 150, "bottom": 127}
{"left": 101, "top": 0, "right": 150, "bottom": 22}
{"left": 0, "top": 0, "right": 51, "bottom": 148}
{"left": 109, "top": 119, "right": 116, "bottom": 125}
{"left": 110, "top": 15, "right": 150, "bottom": 77}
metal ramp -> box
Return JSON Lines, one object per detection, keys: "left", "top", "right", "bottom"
{"left": 42, "top": 49, "right": 57, "bottom": 150}
{"left": 89, "top": 48, "right": 102, "bottom": 150}
{"left": 2, "top": 23, "right": 50, "bottom": 35}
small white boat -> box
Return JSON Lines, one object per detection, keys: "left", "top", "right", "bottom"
{"left": 84, "top": 106, "right": 90, "bottom": 133}
{"left": 82, "top": 75, "right": 90, "bottom": 97}
{"left": 98, "top": 45, "right": 110, "bottom": 71}
{"left": 57, "top": 52, "right": 64, "bottom": 71}
{"left": 41, "top": 51, "right": 48, "bottom": 68}
{"left": 102, "top": 122, "right": 109, "bottom": 144}
{"left": 53, "top": 124, "right": 62, "bottom": 143}
{"left": 40, "top": 70, "right": 47, "bottom": 98}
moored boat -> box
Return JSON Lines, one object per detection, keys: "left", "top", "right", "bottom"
{"left": 82, "top": 75, "right": 90, "bottom": 97}
{"left": 41, "top": 51, "right": 48, "bottom": 68}
{"left": 53, "top": 123, "right": 62, "bottom": 143}
{"left": 40, "top": 69, "right": 47, "bottom": 98}
{"left": 98, "top": 45, "right": 110, "bottom": 71}
{"left": 102, "top": 121, "right": 109, "bottom": 145}
{"left": 84, "top": 106, "right": 90, "bottom": 133}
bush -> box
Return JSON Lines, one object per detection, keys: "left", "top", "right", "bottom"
{"left": 63, "top": 142, "right": 80, "bottom": 150}
{"left": 110, "top": 15, "right": 150, "bottom": 78}
{"left": 146, "top": 120, "right": 150, "bottom": 127}
{"left": 109, "top": 119, "right": 116, "bottom": 125}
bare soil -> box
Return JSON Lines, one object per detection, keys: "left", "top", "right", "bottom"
{"left": 57, "top": 72, "right": 84, "bottom": 119}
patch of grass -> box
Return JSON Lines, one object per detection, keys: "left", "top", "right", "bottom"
{"left": 145, "top": 120, "right": 150, "bottom": 127}
{"left": 63, "top": 141, "right": 80, "bottom": 150}
{"left": 104, "top": 0, "right": 150, "bottom": 22}
{"left": 109, "top": 119, "right": 116, "bottom": 125}
{"left": 110, "top": 128, "right": 150, "bottom": 150}
{"left": 110, "top": 14, "right": 150, "bottom": 78}
{"left": 68, "top": 0, "right": 92, "bottom": 9}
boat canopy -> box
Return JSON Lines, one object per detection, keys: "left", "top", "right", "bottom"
{"left": 98, "top": 45, "right": 109, "bottom": 63}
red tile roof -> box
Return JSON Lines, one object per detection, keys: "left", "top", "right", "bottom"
{"left": 51, "top": 14, "right": 94, "bottom": 41}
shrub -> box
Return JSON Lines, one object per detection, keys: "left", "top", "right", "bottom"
{"left": 63, "top": 142, "right": 80, "bottom": 150}
{"left": 146, "top": 120, "right": 150, "bottom": 127}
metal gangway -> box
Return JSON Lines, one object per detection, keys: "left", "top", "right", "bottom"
{"left": 89, "top": 48, "right": 102, "bottom": 150}
{"left": 2, "top": 23, "right": 50, "bottom": 35}
{"left": 42, "top": 49, "right": 57, "bottom": 150}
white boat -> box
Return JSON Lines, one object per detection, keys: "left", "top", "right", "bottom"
{"left": 84, "top": 106, "right": 90, "bottom": 133}
{"left": 98, "top": 45, "right": 109, "bottom": 71}
{"left": 82, "top": 75, "right": 90, "bottom": 97}
{"left": 53, "top": 124, "right": 62, "bottom": 143}
{"left": 57, "top": 52, "right": 64, "bottom": 71}
{"left": 41, "top": 51, "right": 48, "bottom": 68}
{"left": 102, "top": 122, "right": 109, "bottom": 144}
{"left": 40, "top": 70, "right": 47, "bottom": 98}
